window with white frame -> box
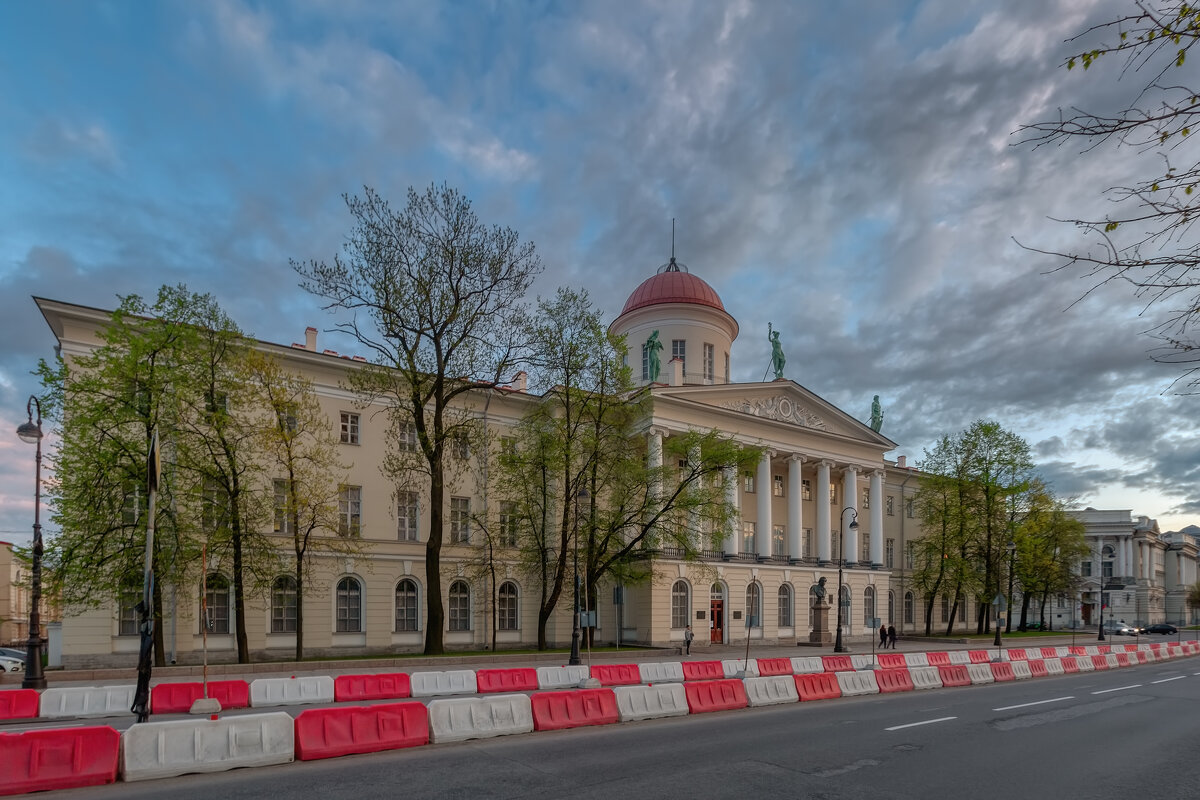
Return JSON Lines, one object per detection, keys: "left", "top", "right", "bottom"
{"left": 118, "top": 585, "right": 141, "bottom": 636}
{"left": 202, "top": 479, "right": 225, "bottom": 535}
{"left": 273, "top": 479, "right": 291, "bottom": 535}
{"left": 641, "top": 342, "right": 650, "bottom": 380}
{"left": 450, "top": 496, "right": 470, "bottom": 543}
{"left": 886, "top": 538, "right": 894, "bottom": 568}
{"left": 903, "top": 591, "right": 914, "bottom": 624}
{"left": 277, "top": 407, "right": 298, "bottom": 435}
{"left": 829, "top": 484, "right": 837, "bottom": 504}
{"left": 802, "top": 479, "right": 812, "bottom": 501}
{"left": 336, "top": 577, "right": 362, "bottom": 632}
{"left": 905, "top": 541, "right": 915, "bottom": 569}
{"left": 741, "top": 521, "right": 756, "bottom": 553}
{"left": 672, "top": 339, "right": 685, "bottom": 375}
{"left": 398, "top": 422, "right": 418, "bottom": 452}
{"left": 724, "top": 352, "right": 730, "bottom": 383}
{"left": 452, "top": 434, "right": 469, "bottom": 461}
{"left": 498, "top": 581, "right": 519, "bottom": 631}
{"left": 905, "top": 497, "right": 914, "bottom": 518}
{"left": 204, "top": 573, "right": 231, "bottom": 634}
{"left": 397, "top": 490, "right": 418, "bottom": 541}
{"left": 745, "top": 582, "right": 761, "bottom": 627}
{"left": 395, "top": 578, "right": 419, "bottom": 632}
{"left": 803, "top": 528, "right": 813, "bottom": 558}
{"left": 449, "top": 580, "right": 471, "bottom": 631}
{"left": 340, "top": 411, "right": 359, "bottom": 444}
{"left": 772, "top": 474, "right": 784, "bottom": 497}
{"left": 940, "top": 595, "right": 950, "bottom": 623}
{"left": 703, "top": 343, "right": 714, "bottom": 381}
{"left": 833, "top": 530, "right": 841, "bottom": 561}
{"left": 271, "top": 576, "right": 297, "bottom": 633}
{"left": 743, "top": 473, "right": 755, "bottom": 493}
{"left": 338, "top": 485, "right": 361, "bottom": 537}
{"left": 499, "top": 501, "right": 518, "bottom": 546}
{"left": 864, "top": 586, "right": 876, "bottom": 626}
{"left": 886, "top": 495, "right": 895, "bottom": 515}
{"left": 861, "top": 489, "right": 870, "bottom": 509}
{"left": 778, "top": 584, "right": 793, "bottom": 627}
{"left": 671, "top": 580, "right": 690, "bottom": 629}
{"left": 772, "top": 524, "right": 786, "bottom": 557}
{"left": 121, "top": 486, "right": 141, "bottom": 528}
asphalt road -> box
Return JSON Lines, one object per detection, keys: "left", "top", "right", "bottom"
{"left": 36, "top": 658, "right": 1200, "bottom": 800}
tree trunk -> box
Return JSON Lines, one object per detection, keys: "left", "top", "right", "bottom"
{"left": 1019, "top": 592, "right": 1032, "bottom": 631}
{"left": 232, "top": 527, "right": 249, "bottom": 663}
{"left": 294, "top": 557, "right": 304, "bottom": 662}
{"left": 152, "top": 570, "right": 166, "bottom": 666}
{"left": 424, "top": 462, "right": 445, "bottom": 655}
{"left": 923, "top": 594, "right": 935, "bottom": 636}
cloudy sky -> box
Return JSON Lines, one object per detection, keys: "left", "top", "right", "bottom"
{"left": 1, "top": 0, "right": 1197, "bottom": 546}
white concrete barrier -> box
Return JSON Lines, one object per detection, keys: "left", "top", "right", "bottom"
{"left": 410, "top": 670, "right": 479, "bottom": 698}
{"left": 834, "top": 670, "right": 879, "bottom": 697}
{"left": 1010, "top": 661, "right": 1033, "bottom": 681}
{"left": 850, "top": 655, "right": 876, "bottom": 671}
{"left": 536, "top": 665, "right": 590, "bottom": 690}
{"left": 909, "top": 666, "right": 942, "bottom": 691}
{"left": 1056, "top": 646, "right": 1074, "bottom": 658}
{"left": 965, "top": 664, "right": 994, "bottom": 685}
{"left": 790, "top": 656, "right": 825, "bottom": 674}
{"left": 120, "top": 712, "right": 293, "bottom": 781}
{"left": 743, "top": 675, "right": 799, "bottom": 707}
{"left": 40, "top": 685, "right": 136, "bottom": 719}
{"left": 1043, "top": 658, "right": 1065, "bottom": 676}
{"left": 427, "top": 694, "right": 533, "bottom": 743}
{"left": 638, "top": 661, "right": 684, "bottom": 684}
{"left": 613, "top": 683, "right": 689, "bottom": 721}
{"left": 1106, "top": 654, "right": 1121, "bottom": 669}
{"left": 722, "top": 659, "right": 759, "bottom": 679}
{"left": 904, "top": 653, "right": 930, "bottom": 668}
{"left": 948, "top": 651, "right": 971, "bottom": 665}
{"left": 1083, "top": 645, "right": 1100, "bottom": 657}
{"left": 1074, "top": 656, "right": 1094, "bottom": 672}
{"left": 249, "top": 675, "right": 335, "bottom": 707}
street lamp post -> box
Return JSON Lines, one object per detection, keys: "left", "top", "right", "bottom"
{"left": 835, "top": 508, "right": 858, "bottom": 654}
{"left": 17, "top": 396, "right": 47, "bottom": 690}
{"left": 568, "top": 487, "right": 589, "bottom": 666}
{"left": 1005, "top": 540, "right": 1016, "bottom": 634}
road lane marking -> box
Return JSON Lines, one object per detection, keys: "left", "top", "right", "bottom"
{"left": 885, "top": 716, "right": 957, "bottom": 731}
{"left": 1152, "top": 676, "right": 1186, "bottom": 684}
{"left": 1092, "top": 685, "right": 1141, "bottom": 694}
{"left": 993, "top": 696, "right": 1074, "bottom": 711}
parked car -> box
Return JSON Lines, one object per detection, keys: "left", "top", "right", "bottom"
{"left": 1101, "top": 622, "right": 1138, "bottom": 636}
{"left": 1142, "top": 623, "right": 1178, "bottom": 635}
{"left": 0, "top": 647, "right": 26, "bottom": 661}
{"left": 0, "top": 654, "right": 23, "bottom": 673}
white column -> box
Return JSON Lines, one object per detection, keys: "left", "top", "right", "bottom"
{"left": 1143, "top": 541, "right": 1151, "bottom": 581}
{"left": 688, "top": 443, "right": 702, "bottom": 549}
{"left": 722, "top": 465, "right": 738, "bottom": 554}
{"left": 787, "top": 455, "right": 804, "bottom": 561}
{"left": 1115, "top": 537, "right": 1125, "bottom": 578}
{"left": 757, "top": 450, "right": 773, "bottom": 559}
{"left": 647, "top": 428, "right": 664, "bottom": 499}
{"left": 1126, "top": 538, "right": 1134, "bottom": 578}
{"left": 817, "top": 461, "right": 832, "bottom": 563}
{"left": 842, "top": 467, "right": 859, "bottom": 564}
{"left": 869, "top": 470, "right": 884, "bottom": 567}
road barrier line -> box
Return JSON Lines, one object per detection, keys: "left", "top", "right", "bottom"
{"left": 992, "top": 696, "right": 1073, "bottom": 711}
{"left": 1152, "top": 676, "right": 1186, "bottom": 684}
{"left": 1091, "top": 685, "right": 1141, "bottom": 694}
{"left": 884, "top": 716, "right": 956, "bottom": 731}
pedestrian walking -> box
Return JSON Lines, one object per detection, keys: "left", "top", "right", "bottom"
{"left": 684, "top": 625, "right": 694, "bottom": 655}
{"left": 887, "top": 624, "right": 897, "bottom": 649}
{"left": 879, "top": 625, "right": 887, "bottom": 649}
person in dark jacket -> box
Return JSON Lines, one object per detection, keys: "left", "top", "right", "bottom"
{"left": 886, "top": 624, "right": 897, "bottom": 648}
{"left": 879, "top": 625, "right": 888, "bottom": 648}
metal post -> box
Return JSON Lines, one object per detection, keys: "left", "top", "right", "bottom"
{"left": 834, "top": 561, "right": 846, "bottom": 653}
{"left": 568, "top": 487, "right": 587, "bottom": 666}
{"left": 18, "top": 397, "right": 46, "bottom": 691}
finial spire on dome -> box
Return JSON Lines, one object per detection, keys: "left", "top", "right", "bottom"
{"left": 658, "top": 218, "right": 688, "bottom": 274}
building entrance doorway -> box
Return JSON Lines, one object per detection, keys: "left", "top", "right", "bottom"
{"left": 710, "top": 597, "right": 724, "bottom": 643}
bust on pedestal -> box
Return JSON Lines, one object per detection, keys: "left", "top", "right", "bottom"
{"left": 809, "top": 577, "right": 833, "bottom": 645}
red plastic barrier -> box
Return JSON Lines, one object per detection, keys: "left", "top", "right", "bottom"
{"left": 821, "top": 655, "right": 854, "bottom": 673}
{"left": 531, "top": 689, "right": 618, "bottom": 731}
{"left": 150, "top": 680, "right": 251, "bottom": 713}
{"left": 1124, "top": 644, "right": 1139, "bottom": 652}
{"left": 0, "top": 726, "right": 119, "bottom": 795}
{"left": 1069, "top": 646, "right": 1086, "bottom": 656}
{"left": 1091, "top": 655, "right": 1109, "bottom": 671}
{"left": 684, "top": 679, "right": 748, "bottom": 714}
{"left": 875, "top": 668, "right": 914, "bottom": 693}
{"left": 1043, "top": 647, "right": 1061, "bottom": 658}
{"left": 926, "top": 652, "right": 951, "bottom": 667}
{"left": 1097, "top": 645, "right": 1111, "bottom": 655}
{"left": 334, "top": 673, "right": 412, "bottom": 702}
{"left": 794, "top": 673, "right": 842, "bottom": 702}
{"left": 0, "top": 689, "right": 39, "bottom": 720}
{"left": 681, "top": 661, "right": 725, "bottom": 681}
{"left": 1114, "top": 653, "right": 1131, "bottom": 667}
{"left": 590, "top": 664, "right": 641, "bottom": 686}
{"left": 990, "top": 662, "right": 1015, "bottom": 682}
{"left": 294, "top": 702, "right": 428, "bottom": 761}
{"left": 1006, "top": 649, "right": 1028, "bottom": 661}
{"left": 968, "top": 650, "right": 990, "bottom": 664}
{"left": 877, "top": 653, "right": 907, "bottom": 670}
{"left": 937, "top": 665, "right": 970, "bottom": 687}
{"left": 1061, "top": 657, "right": 1079, "bottom": 673}
{"left": 756, "top": 657, "right": 793, "bottom": 677}
{"left": 474, "top": 669, "right": 538, "bottom": 694}
{"left": 1134, "top": 651, "right": 1149, "bottom": 664}
{"left": 1027, "top": 660, "right": 1049, "bottom": 678}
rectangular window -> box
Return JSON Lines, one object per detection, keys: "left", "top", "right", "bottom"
{"left": 803, "top": 528, "right": 813, "bottom": 558}
{"left": 202, "top": 480, "right": 225, "bottom": 534}
{"left": 398, "top": 422, "right": 418, "bottom": 452}
{"left": 499, "top": 501, "right": 519, "bottom": 546}
{"left": 1102, "top": 560, "right": 1114, "bottom": 578}
{"left": 273, "top": 479, "right": 291, "bottom": 535}
{"left": 772, "top": 475, "right": 784, "bottom": 497}
{"left": 741, "top": 521, "right": 756, "bottom": 553}
{"left": 339, "top": 485, "right": 361, "bottom": 537}
{"left": 641, "top": 343, "right": 650, "bottom": 381}
{"left": 118, "top": 587, "right": 140, "bottom": 636}
{"left": 452, "top": 435, "right": 469, "bottom": 461}
{"left": 905, "top": 542, "right": 916, "bottom": 569}
{"left": 772, "top": 524, "right": 786, "bottom": 557}
{"left": 833, "top": 530, "right": 841, "bottom": 561}
{"left": 861, "top": 489, "right": 870, "bottom": 509}
{"left": 340, "top": 412, "right": 360, "bottom": 444}
{"left": 724, "top": 352, "right": 730, "bottom": 383}
{"left": 121, "top": 486, "right": 141, "bottom": 528}
{"left": 672, "top": 339, "right": 685, "bottom": 375}
{"left": 1081, "top": 561, "right": 1093, "bottom": 577}
{"left": 861, "top": 536, "right": 870, "bottom": 563}
{"left": 941, "top": 596, "right": 950, "bottom": 623}
{"left": 743, "top": 473, "right": 755, "bottom": 493}
{"left": 272, "top": 581, "right": 297, "bottom": 633}
{"left": 829, "top": 484, "right": 837, "bottom": 504}
{"left": 905, "top": 498, "right": 914, "bottom": 518}
{"left": 499, "top": 437, "right": 516, "bottom": 457}
{"left": 397, "top": 490, "right": 418, "bottom": 541}
{"left": 277, "top": 408, "right": 298, "bottom": 434}
{"left": 886, "top": 495, "right": 895, "bottom": 516}
{"left": 886, "top": 539, "right": 895, "bottom": 568}
{"left": 451, "top": 496, "right": 471, "bottom": 543}
{"left": 801, "top": 479, "right": 812, "bottom": 501}
{"left": 703, "top": 343, "right": 714, "bottom": 381}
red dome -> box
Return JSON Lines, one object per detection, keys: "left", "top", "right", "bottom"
{"left": 620, "top": 269, "right": 726, "bottom": 315}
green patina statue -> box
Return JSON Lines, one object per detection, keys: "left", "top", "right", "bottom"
{"left": 768, "top": 322, "right": 785, "bottom": 380}
{"left": 646, "top": 329, "right": 663, "bottom": 383}
{"left": 870, "top": 394, "right": 884, "bottom": 432}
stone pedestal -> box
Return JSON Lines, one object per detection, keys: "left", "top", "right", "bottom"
{"left": 809, "top": 601, "right": 833, "bottom": 645}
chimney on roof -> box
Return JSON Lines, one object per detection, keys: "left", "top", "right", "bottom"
{"left": 897, "top": 455, "right": 906, "bottom": 468}
{"left": 512, "top": 371, "right": 527, "bottom": 392}
{"left": 305, "top": 327, "right": 317, "bottom": 352}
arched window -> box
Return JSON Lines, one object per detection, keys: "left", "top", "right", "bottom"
{"left": 888, "top": 591, "right": 895, "bottom": 625}
{"left": 336, "top": 577, "right": 362, "bottom": 632}
{"left": 903, "top": 591, "right": 914, "bottom": 625}
{"left": 839, "top": 584, "right": 851, "bottom": 626}
{"left": 745, "top": 582, "right": 762, "bottom": 627}
{"left": 863, "top": 585, "right": 876, "bottom": 626}
{"left": 940, "top": 595, "right": 950, "bottom": 623}
{"left": 449, "top": 580, "right": 471, "bottom": 631}
{"left": 778, "top": 584, "right": 793, "bottom": 628}
{"left": 271, "top": 576, "right": 297, "bottom": 633}
{"left": 671, "top": 580, "right": 690, "bottom": 629}
{"left": 204, "top": 573, "right": 230, "bottom": 634}
{"left": 498, "top": 581, "right": 518, "bottom": 631}
{"left": 395, "top": 578, "right": 419, "bottom": 632}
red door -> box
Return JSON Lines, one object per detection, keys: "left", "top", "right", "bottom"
{"left": 710, "top": 599, "right": 724, "bottom": 643}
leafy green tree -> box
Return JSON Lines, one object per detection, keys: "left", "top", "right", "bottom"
{"left": 1019, "top": 2, "right": 1200, "bottom": 387}
{"left": 914, "top": 434, "right": 980, "bottom": 635}
{"left": 1010, "top": 481, "right": 1088, "bottom": 631}
{"left": 295, "top": 184, "right": 542, "bottom": 654}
